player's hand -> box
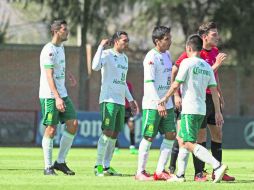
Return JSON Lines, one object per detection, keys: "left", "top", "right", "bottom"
{"left": 100, "top": 39, "right": 110, "bottom": 47}
{"left": 215, "top": 53, "right": 227, "bottom": 65}
{"left": 56, "top": 97, "right": 65, "bottom": 112}
{"left": 158, "top": 96, "right": 168, "bottom": 107}
{"left": 129, "top": 101, "right": 137, "bottom": 116}
{"left": 174, "top": 95, "right": 182, "bottom": 110}
{"left": 158, "top": 104, "right": 167, "bottom": 117}
{"left": 215, "top": 112, "right": 224, "bottom": 127}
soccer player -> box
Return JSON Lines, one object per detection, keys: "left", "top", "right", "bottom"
{"left": 114, "top": 81, "right": 140, "bottom": 155}
{"left": 92, "top": 31, "right": 137, "bottom": 177}
{"left": 168, "top": 22, "right": 235, "bottom": 181}
{"left": 135, "top": 26, "right": 176, "bottom": 181}
{"left": 159, "top": 34, "right": 228, "bottom": 183}
{"left": 39, "top": 20, "right": 78, "bottom": 175}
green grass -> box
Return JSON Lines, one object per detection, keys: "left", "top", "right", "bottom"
{"left": 0, "top": 148, "right": 253, "bottom": 190}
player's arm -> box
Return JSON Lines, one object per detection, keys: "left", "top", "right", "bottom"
{"left": 159, "top": 81, "right": 181, "bottom": 107}
{"left": 125, "top": 85, "right": 137, "bottom": 115}
{"left": 171, "top": 65, "right": 181, "bottom": 109}
{"left": 45, "top": 68, "right": 65, "bottom": 112}
{"left": 216, "top": 75, "right": 225, "bottom": 110}
{"left": 92, "top": 39, "right": 109, "bottom": 71}
{"left": 210, "top": 87, "right": 224, "bottom": 127}
{"left": 67, "top": 70, "right": 77, "bottom": 87}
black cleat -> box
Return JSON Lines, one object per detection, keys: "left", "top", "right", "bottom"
{"left": 53, "top": 161, "right": 75, "bottom": 175}
{"left": 44, "top": 166, "right": 57, "bottom": 175}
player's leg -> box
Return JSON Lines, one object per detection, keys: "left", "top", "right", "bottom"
{"left": 168, "top": 109, "right": 181, "bottom": 174}
{"left": 40, "top": 98, "right": 59, "bottom": 175}
{"left": 103, "top": 104, "right": 124, "bottom": 176}
{"left": 207, "top": 94, "right": 235, "bottom": 181}
{"left": 192, "top": 125, "right": 207, "bottom": 181}
{"left": 135, "top": 109, "right": 159, "bottom": 181}
{"left": 95, "top": 102, "right": 117, "bottom": 176}
{"left": 154, "top": 108, "right": 176, "bottom": 180}
{"left": 128, "top": 117, "right": 138, "bottom": 154}
{"left": 53, "top": 97, "right": 78, "bottom": 175}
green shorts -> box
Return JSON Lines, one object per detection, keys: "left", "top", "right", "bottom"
{"left": 178, "top": 114, "right": 204, "bottom": 142}
{"left": 40, "top": 96, "right": 77, "bottom": 126}
{"left": 100, "top": 102, "right": 125, "bottom": 132}
{"left": 142, "top": 108, "right": 176, "bottom": 138}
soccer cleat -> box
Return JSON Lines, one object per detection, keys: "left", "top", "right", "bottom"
{"left": 213, "top": 164, "right": 228, "bottom": 183}
{"left": 129, "top": 146, "right": 138, "bottom": 155}
{"left": 44, "top": 166, "right": 57, "bottom": 176}
{"left": 194, "top": 172, "right": 208, "bottom": 182}
{"left": 104, "top": 167, "right": 122, "bottom": 176}
{"left": 94, "top": 165, "right": 104, "bottom": 176}
{"left": 167, "top": 174, "right": 186, "bottom": 182}
{"left": 212, "top": 172, "right": 235, "bottom": 181}
{"left": 53, "top": 161, "right": 75, "bottom": 175}
{"left": 135, "top": 170, "right": 154, "bottom": 181}
{"left": 153, "top": 170, "right": 171, "bottom": 180}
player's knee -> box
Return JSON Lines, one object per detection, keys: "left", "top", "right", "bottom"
{"left": 66, "top": 119, "right": 79, "bottom": 134}
{"left": 45, "top": 126, "right": 56, "bottom": 137}
{"left": 165, "top": 132, "right": 176, "bottom": 140}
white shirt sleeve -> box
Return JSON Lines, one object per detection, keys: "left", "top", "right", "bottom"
{"left": 208, "top": 67, "right": 217, "bottom": 87}
{"left": 144, "top": 55, "right": 160, "bottom": 100}
{"left": 42, "top": 46, "right": 55, "bottom": 69}
{"left": 92, "top": 45, "right": 107, "bottom": 71}
{"left": 175, "top": 59, "right": 188, "bottom": 83}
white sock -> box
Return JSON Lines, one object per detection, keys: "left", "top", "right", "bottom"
{"left": 137, "top": 138, "right": 152, "bottom": 174}
{"left": 42, "top": 136, "right": 53, "bottom": 169}
{"left": 57, "top": 130, "right": 75, "bottom": 163}
{"left": 176, "top": 147, "right": 189, "bottom": 177}
{"left": 103, "top": 138, "right": 117, "bottom": 168}
{"left": 96, "top": 134, "right": 110, "bottom": 166}
{"left": 156, "top": 139, "right": 174, "bottom": 174}
{"left": 193, "top": 144, "right": 220, "bottom": 169}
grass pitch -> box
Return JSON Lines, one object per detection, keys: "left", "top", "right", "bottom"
{"left": 0, "top": 148, "right": 253, "bottom": 190}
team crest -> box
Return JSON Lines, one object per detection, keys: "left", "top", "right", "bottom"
{"left": 147, "top": 124, "right": 154, "bottom": 132}
{"left": 105, "top": 118, "right": 110, "bottom": 126}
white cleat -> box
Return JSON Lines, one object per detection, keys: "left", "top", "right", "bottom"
{"left": 213, "top": 164, "right": 228, "bottom": 183}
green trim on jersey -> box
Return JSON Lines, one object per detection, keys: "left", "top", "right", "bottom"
{"left": 208, "top": 84, "right": 217, "bottom": 88}
{"left": 152, "top": 48, "right": 161, "bottom": 54}
{"left": 44, "top": 64, "right": 54, "bottom": 69}
{"left": 175, "top": 79, "right": 184, "bottom": 83}
{"left": 178, "top": 114, "right": 204, "bottom": 142}
{"left": 144, "top": 80, "right": 155, "bottom": 83}
{"left": 142, "top": 108, "right": 176, "bottom": 138}
{"left": 100, "top": 102, "right": 125, "bottom": 132}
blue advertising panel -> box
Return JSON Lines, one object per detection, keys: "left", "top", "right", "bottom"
{"left": 36, "top": 111, "right": 164, "bottom": 148}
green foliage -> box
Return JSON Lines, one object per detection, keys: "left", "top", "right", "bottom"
{"left": 214, "top": 0, "right": 254, "bottom": 69}
{"left": 0, "top": 11, "right": 9, "bottom": 44}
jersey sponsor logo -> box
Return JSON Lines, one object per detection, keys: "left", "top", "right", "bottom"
{"left": 163, "top": 68, "right": 171, "bottom": 73}
{"left": 113, "top": 79, "right": 125, "bottom": 85}
{"left": 160, "top": 59, "right": 164, "bottom": 65}
{"left": 117, "top": 64, "right": 128, "bottom": 70}
{"left": 158, "top": 85, "right": 169, "bottom": 91}
{"left": 193, "top": 67, "right": 211, "bottom": 76}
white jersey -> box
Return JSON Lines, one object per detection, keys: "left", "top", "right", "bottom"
{"left": 92, "top": 45, "right": 133, "bottom": 105}
{"left": 39, "top": 42, "right": 67, "bottom": 98}
{"left": 142, "top": 48, "right": 173, "bottom": 109}
{"left": 176, "top": 56, "right": 217, "bottom": 115}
